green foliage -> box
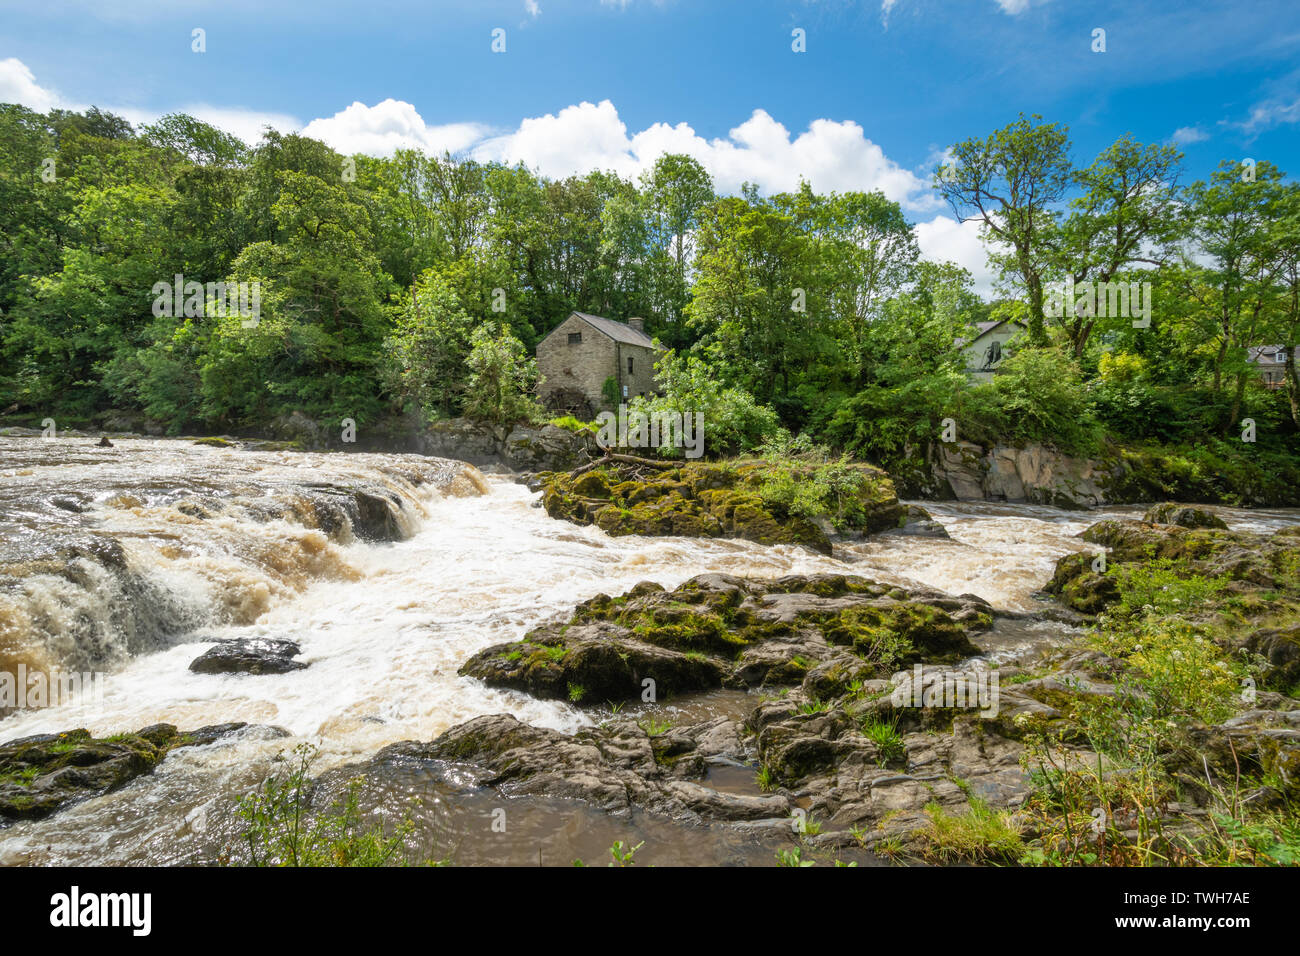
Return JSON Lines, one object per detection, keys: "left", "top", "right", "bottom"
{"left": 607, "top": 840, "right": 644, "bottom": 866}
{"left": 463, "top": 323, "right": 541, "bottom": 426}
{"left": 916, "top": 798, "right": 1024, "bottom": 864}
{"left": 0, "top": 103, "right": 1296, "bottom": 498}
{"left": 962, "top": 347, "right": 1103, "bottom": 454}
{"left": 756, "top": 445, "right": 876, "bottom": 532}
{"left": 234, "top": 743, "right": 434, "bottom": 867}
{"left": 628, "top": 349, "right": 780, "bottom": 456}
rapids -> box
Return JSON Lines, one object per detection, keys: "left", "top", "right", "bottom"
{"left": 0, "top": 435, "right": 1294, "bottom": 865}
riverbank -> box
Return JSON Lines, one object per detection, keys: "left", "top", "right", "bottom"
{"left": 0, "top": 436, "right": 1296, "bottom": 865}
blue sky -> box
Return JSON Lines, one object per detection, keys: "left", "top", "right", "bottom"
{"left": 3, "top": 0, "right": 1298, "bottom": 287}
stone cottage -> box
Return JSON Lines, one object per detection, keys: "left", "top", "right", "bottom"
{"left": 536, "top": 312, "right": 662, "bottom": 418}
{"left": 957, "top": 319, "right": 1026, "bottom": 382}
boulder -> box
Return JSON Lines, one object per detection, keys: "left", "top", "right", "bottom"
{"left": 188, "top": 638, "right": 308, "bottom": 675}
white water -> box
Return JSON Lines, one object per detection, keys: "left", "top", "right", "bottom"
{"left": 0, "top": 438, "right": 1295, "bottom": 864}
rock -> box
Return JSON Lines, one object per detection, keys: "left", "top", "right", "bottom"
{"left": 1044, "top": 552, "right": 1120, "bottom": 614}
{"left": 188, "top": 638, "right": 308, "bottom": 675}
{"left": 415, "top": 418, "right": 593, "bottom": 472}
{"left": 1143, "top": 502, "right": 1229, "bottom": 529}
{"left": 0, "top": 729, "right": 164, "bottom": 822}
{"left": 341, "top": 713, "right": 788, "bottom": 822}
{"left": 931, "top": 441, "right": 1110, "bottom": 508}
{"left": 0, "top": 723, "right": 289, "bottom": 823}
{"left": 503, "top": 424, "right": 594, "bottom": 471}
{"left": 1243, "top": 626, "right": 1300, "bottom": 689}
{"left": 538, "top": 458, "right": 906, "bottom": 553}
{"left": 268, "top": 410, "right": 324, "bottom": 449}
{"left": 461, "top": 572, "right": 992, "bottom": 704}
{"left": 892, "top": 504, "right": 949, "bottom": 538}
{"left": 96, "top": 435, "right": 113, "bottom": 448}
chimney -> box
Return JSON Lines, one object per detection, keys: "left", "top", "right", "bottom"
{"left": 627, "top": 316, "right": 645, "bottom": 334}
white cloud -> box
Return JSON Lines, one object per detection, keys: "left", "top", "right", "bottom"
{"left": 6, "top": 58, "right": 951, "bottom": 229}
{"left": 474, "top": 99, "right": 935, "bottom": 210}
{"left": 525, "top": 0, "right": 541, "bottom": 17}
{"left": 913, "top": 215, "right": 999, "bottom": 298}
{"left": 0, "top": 57, "right": 297, "bottom": 144}
{"left": 1237, "top": 96, "right": 1300, "bottom": 133}
{"left": 179, "top": 106, "right": 300, "bottom": 143}
{"left": 0, "top": 57, "right": 63, "bottom": 112}
{"left": 1171, "top": 125, "right": 1209, "bottom": 145}
{"left": 300, "top": 98, "right": 485, "bottom": 156}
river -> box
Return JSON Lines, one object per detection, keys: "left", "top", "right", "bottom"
{"left": 0, "top": 436, "right": 1294, "bottom": 865}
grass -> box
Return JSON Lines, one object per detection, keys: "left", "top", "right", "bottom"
{"left": 914, "top": 798, "right": 1024, "bottom": 864}
{"left": 638, "top": 717, "right": 672, "bottom": 737}
{"left": 861, "top": 715, "right": 906, "bottom": 766}
{"left": 231, "top": 743, "right": 445, "bottom": 867}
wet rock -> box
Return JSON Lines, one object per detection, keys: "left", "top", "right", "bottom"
{"left": 96, "top": 435, "right": 113, "bottom": 448}
{"left": 189, "top": 638, "right": 308, "bottom": 675}
{"left": 0, "top": 723, "right": 290, "bottom": 823}
{"left": 348, "top": 713, "right": 787, "bottom": 823}
{"left": 461, "top": 572, "right": 992, "bottom": 704}
{"left": 0, "top": 729, "right": 163, "bottom": 822}
{"left": 352, "top": 490, "right": 404, "bottom": 541}
{"left": 537, "top": 459, "right": 906, "bottom": 553}
{"left": 1143, "top": 502, "right": 1228, "bottom": 530}
{"left": 891, "top": 505, "right": 949, "bottom": 538}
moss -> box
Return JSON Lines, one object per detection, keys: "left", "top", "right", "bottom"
{"left": 538, "top": 458, "right": 904, "bottom": 553}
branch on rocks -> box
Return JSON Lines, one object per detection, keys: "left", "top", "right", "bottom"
{"left": 568, "top": 449, "right": 678, "bottom": 479}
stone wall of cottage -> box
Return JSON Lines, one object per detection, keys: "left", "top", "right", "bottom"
{"left": 537, "top": 314, "right": 660, "bottom": 411}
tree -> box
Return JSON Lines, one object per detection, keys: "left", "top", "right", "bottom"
{"left": 1178, "top": 160, "right": 1291, "bottom": 431}
{"left": 1052, "top": 135, "right": 1183, "bottom": 357}
{"left": 463, "top": 323, "right": 540, "bottom": 426}
{"left": 384, "top": 270, "right": 473, "bottom": 419}
{"left": 937, "top": 114, "right": 1072, "bottom": 347}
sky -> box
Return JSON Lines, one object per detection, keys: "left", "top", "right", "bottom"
{"left": 2, "top": 0, "right": 1299, "bottom": 293}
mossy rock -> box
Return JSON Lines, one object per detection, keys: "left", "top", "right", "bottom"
{"left": 570, "top": 471, "right": 613, "bottom": 499}
{"left": 0, "top": 729, "right": 165, "bottom": 821}
{"left": 1144, "top": 502, "right": 1229, "bottom": 530}
{"left": 1045, "top": 552, "right": 1121, "bottom": 614}
{"left": 537, "top": 458, "right": 904, "bottom": 554}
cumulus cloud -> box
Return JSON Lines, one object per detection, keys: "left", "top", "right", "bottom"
{"left": 913, "top": 215, "right": 999, "bottom": 298}
{"left": 525, "top": 0, "right": 541, "bottom": 17}
{"left": 473, "top": 99, "right": 934, "bottom": 210}
{"left": 0, "top": 57, "right": 298, "bottom": 144}
{"left": 301, "top": 98, "right": 485, "bottom": 156}
{"left": 0, "top": 57, "right": 63, "bottom": 112}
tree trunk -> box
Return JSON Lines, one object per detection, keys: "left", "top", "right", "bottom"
{"left": 1226, "top": 371, "right": 1248, "bottom": 436}
{"left": 1286, "top": 343, "right": 1300, "bottom": 429}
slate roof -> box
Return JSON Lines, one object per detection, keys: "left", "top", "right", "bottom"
{"left": 569, "top": 311, "right": 659, "bottom": 348}
{"left": 1247, "top": 345, "right": 1298, "bottom": 364}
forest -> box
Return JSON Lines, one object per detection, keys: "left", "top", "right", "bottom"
{"left": 1, "top": 103, "right": 1297, "bottom": 499}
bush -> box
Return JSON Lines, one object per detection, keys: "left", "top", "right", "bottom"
{"left": 629, "top": 350, "right": 780, "bottom": 456}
